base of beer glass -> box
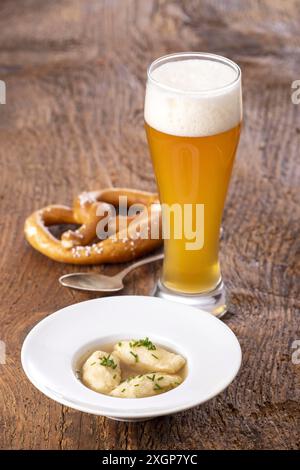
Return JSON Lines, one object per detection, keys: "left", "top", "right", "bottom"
{"left": 152, "top": 279, "right": 227, "bottom": 318}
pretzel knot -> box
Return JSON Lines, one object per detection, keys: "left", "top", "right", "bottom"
{"left": 24, "top": 188, "right": 162, "bottom": 264}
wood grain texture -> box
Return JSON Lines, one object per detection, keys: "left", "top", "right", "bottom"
{"left": 0, "top": 0, "right": 299, "bottom": 450}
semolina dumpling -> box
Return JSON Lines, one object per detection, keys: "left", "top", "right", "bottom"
{"left": 82, "top": 350, "right": 121, "bottom": 394}
{"left": 110, "top": 373, "right": 182, "bottom": 398}
{"left": 113, "top": 338, "right": 185, "bottom": 374}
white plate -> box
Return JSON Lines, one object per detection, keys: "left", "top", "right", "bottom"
{"left": 21, "top": 296, "right": 242, "bottom": 421}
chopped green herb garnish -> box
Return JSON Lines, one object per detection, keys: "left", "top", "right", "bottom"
{"left": 130, "top": 337, "right": 156, "bottom": 350}
{"left": 151, "top": 353, "right": 159, "bottom": 359}
{"left": 121, "top": 388, "right": 126, "bottom": 393}
{"left": 90, "top": 362, "right": 96, "bottom": 366}
{"left": 113, "top": 374, "right": 117, "bottom": 379}
{"left": 157, "top": 376, "right": 164, "bottom": 381}
{"left": 100, "top": 354, "right": 117, "bottom": 369}
{"left": 153, "top": 383, "right": 162, "bottom": 391}
{"left": 147, "top": 374, "right": 156, "bottom": 382}
{"left": 118, "top": 342, "right": 122, "bottom": 347}
{"left": 130, "top": 351, "right": 139, "bottom": 363}
{"left": 134, "top": 384, "right": 139, "bottom": 387}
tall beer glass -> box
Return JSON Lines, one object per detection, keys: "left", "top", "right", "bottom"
{"left": 144, "top": 53, "right": 242, "bottom": 316}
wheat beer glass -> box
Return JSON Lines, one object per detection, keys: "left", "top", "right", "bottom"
{"left": 144, "top": 53, "right": 242, "bottom": 316}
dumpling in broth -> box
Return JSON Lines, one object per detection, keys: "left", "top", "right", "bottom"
{"left": 114, "top": 339, "right": 185, "bottom": 374}
{"left": 82, "top": 350, "right": 121, "bottom": 394}
{"left": 110, "top": 373, "right": 182, "bottom": 398}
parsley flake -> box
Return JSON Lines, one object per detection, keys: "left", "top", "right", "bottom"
{"left": 130, "top": 337, "right": 156, "bottom": 350}
{"left": 153, "top": 383, "right": 162, "bottom": 391}
{"left": 130, "top": 351, "right": 139, "bottom": 363}
{"left": 100, "top": 354, "right": 117, "bottom": 369}
{"left": 147, "top": 374, "right": 156, "bottom": 382}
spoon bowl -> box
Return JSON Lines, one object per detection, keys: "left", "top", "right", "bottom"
{"left": 59, "top": 253, "right": 164, "bottom": 293}
{"left": 59, "top": 273, "right": 124, "bottom": 292}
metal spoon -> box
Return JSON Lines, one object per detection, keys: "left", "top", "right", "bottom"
{"left": 59, "top": 252, "right": 164, "bottom": 292}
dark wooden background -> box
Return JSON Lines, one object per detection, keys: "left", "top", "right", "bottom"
{"left": 0, "top": 0, "right": 299, "bottom": 450}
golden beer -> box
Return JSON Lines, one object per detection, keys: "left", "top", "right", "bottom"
{"left": 145, "top": 123, "right": 241, "bottom": 293}
{"left": 145, "top": 53, "right": 242, "bottom": 312}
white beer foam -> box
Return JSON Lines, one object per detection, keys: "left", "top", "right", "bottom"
{"left": 144, "top": 59, "right": 242, "bottom": 137}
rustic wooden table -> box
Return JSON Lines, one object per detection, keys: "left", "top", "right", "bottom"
{"left": 0, "top": 0, "right": 299, "bottom": 450}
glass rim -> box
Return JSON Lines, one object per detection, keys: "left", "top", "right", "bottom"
{"left": 147, "top": 52, "right": 241, "bottom": 95}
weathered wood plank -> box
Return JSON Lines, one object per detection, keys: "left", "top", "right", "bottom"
{"left": 0, "top": 0, "right": 299, "bottom": 449}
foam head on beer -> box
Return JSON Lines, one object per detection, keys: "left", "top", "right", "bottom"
{"left": 145, "top": 57, "right": 242, "bottom": 137}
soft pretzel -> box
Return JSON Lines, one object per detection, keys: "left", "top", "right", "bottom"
{"left": 24, "top": 188, "right": 162, "bottom": 264}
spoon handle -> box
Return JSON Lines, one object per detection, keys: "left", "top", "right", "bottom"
{"left": 117, "top": 252, "right": 164, "bottom": 280}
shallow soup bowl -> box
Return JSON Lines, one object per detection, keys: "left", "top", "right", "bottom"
{"left": 21, "top": 296, "right": 242, "bottom": 421}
